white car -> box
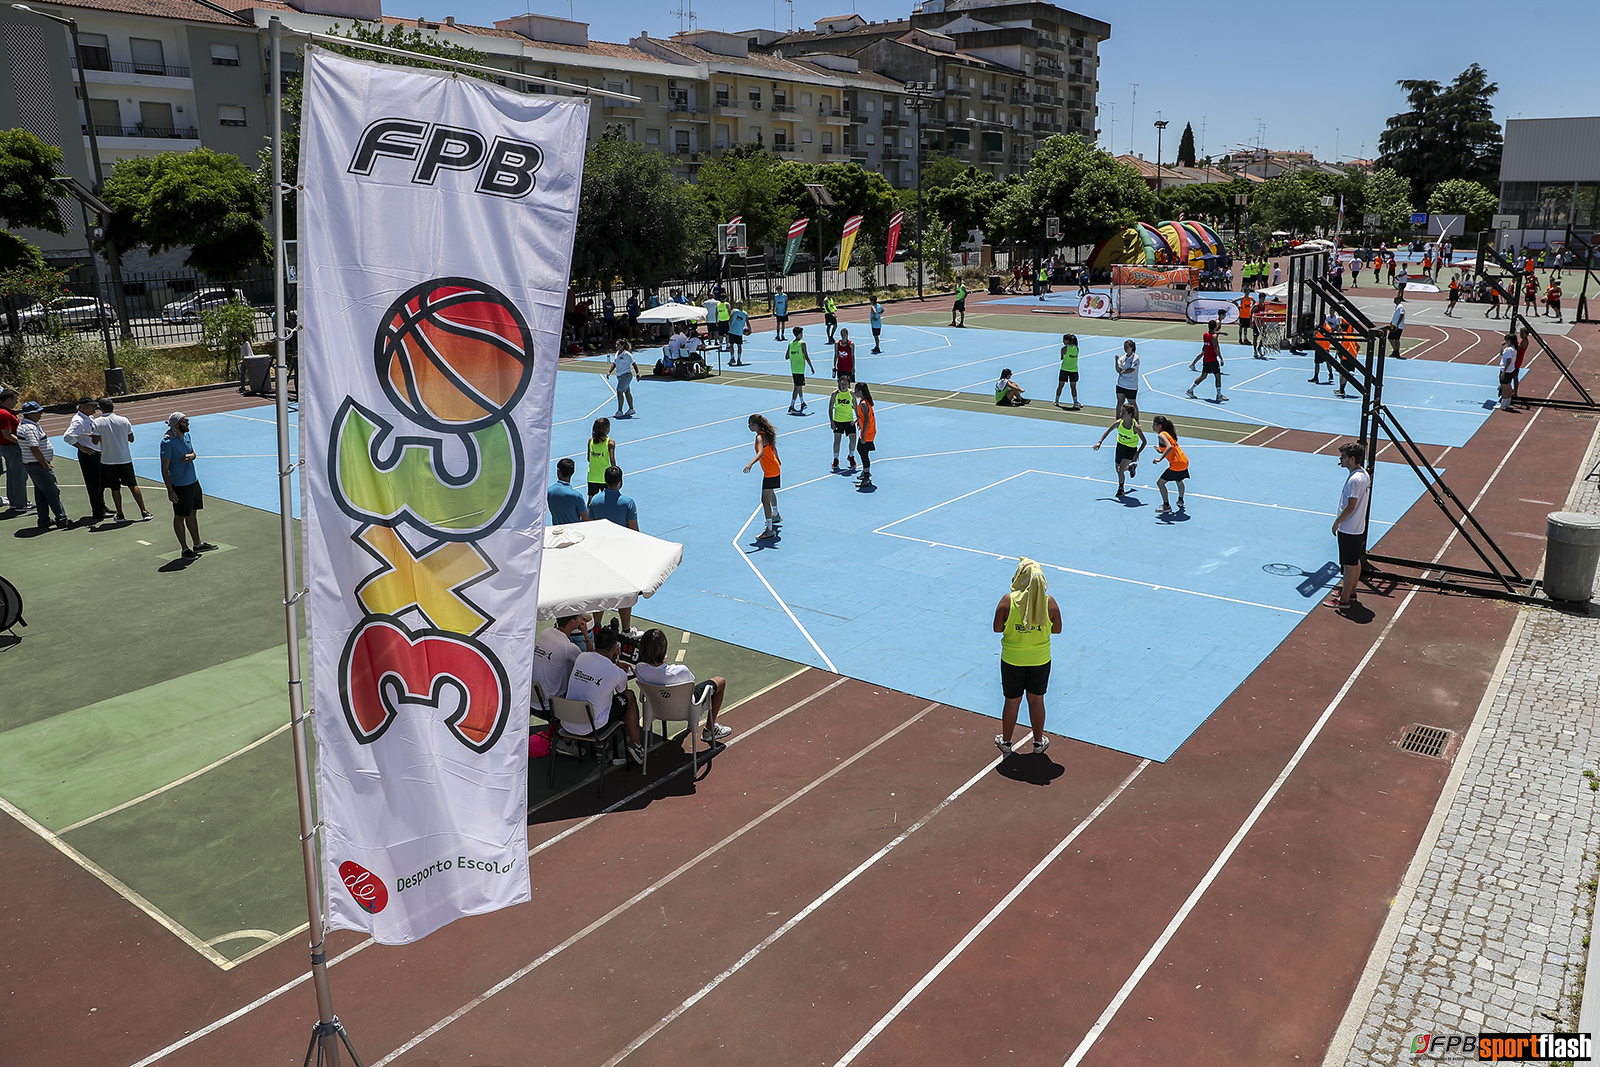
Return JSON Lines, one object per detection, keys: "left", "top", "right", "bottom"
{"left": 17, "top": 295, "right": 114, "bottom": 333}
{"left": 160, "top": 287, "right": 244, "bottom": 323}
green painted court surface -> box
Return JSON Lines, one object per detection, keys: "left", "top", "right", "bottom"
{"left": 0, "top": 485, "right": 802, "bottom": 965}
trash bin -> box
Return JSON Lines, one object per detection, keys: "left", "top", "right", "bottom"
{"left": 1544, "top": 511, "right": 1600, "bottom": 602}
{"left": 240, "top": 354, "right": 274, "bottom": 396}
{"left": 987, "top": 274, "right": 1003, "bottom": 295}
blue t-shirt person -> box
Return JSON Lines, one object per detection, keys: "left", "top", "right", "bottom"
{"left": 547, "top": 479, "right": 587, "bottom": 525}
{"left": 588, "top": 488, "right": 638, "bottom": 528}
{"left": 869, "top": 301, "right": 883, "bottom": 330}
{"left": 160, "top": 431, "right": 198, "bottom": 486}
{"left": 774, "top": 291, "right": 788, "bottom": 317}
{"left": 729, "top": 308, "right": 748, "bottom": 336}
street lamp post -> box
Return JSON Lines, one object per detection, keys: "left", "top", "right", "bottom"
{"left": 904, "top": 82, "right": 937, "bottom": 300}
{"left": 1153, "top": 119, "right": 1169, "bottom": 194}
{"left": 13, "top": 3, "right": 134, "bottom": 392}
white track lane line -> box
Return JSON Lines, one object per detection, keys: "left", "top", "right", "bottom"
{"left": 127, "top": 676, "right": 844, "bottom": 1067}
{"left": 370, "top": 701, "right": 942, "bottom": 1067}
{"left": 834, "top": 758, "right": 1152, "bottom": 1067}
{"left": 1062, "top": 397, "right": 1548, "bottom": 1067}
{"left": 604, "top": 748, "right": 1011, "bottom": 1067}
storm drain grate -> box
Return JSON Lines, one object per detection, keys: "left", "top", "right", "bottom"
{"left": 1400, "top": 724, "right": 1451, "bottom": 759}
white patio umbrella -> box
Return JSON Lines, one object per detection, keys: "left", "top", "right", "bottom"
{"left": 634, "top": 303, "right": 705, "bottom": 325}
{"left": 536, "top": 521, "right": 684, "bottom": 620}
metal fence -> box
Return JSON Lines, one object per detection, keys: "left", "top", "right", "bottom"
{"left": 25, "top": 265, "right": 282, "bottom": 348}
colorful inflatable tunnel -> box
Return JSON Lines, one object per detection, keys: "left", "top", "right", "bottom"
{"left": 1183, "top": 220, "right": 1225, "bottom": 255}
{"left": 1088, "top": 222, "right": 1173, "bottom": 269}
{"left": 1156, "top": 221, "right": 1195, "bottom": 265}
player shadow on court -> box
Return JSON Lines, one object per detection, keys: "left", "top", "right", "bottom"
{"left": 1263, "top": 561, "right": 1343, "bottom": 601}
{"left": 996, "top": 753, "right": 1064, "bottom": 786}
{"left": 746, "top": 531, "right": 780, "bottom": 551}
{"left": 158, "top": 554, "right": 199, "bottom": 573}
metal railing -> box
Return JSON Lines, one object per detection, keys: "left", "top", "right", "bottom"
{"left": 771, "top": 102, "right": 796, "bottom": 113}
{"left": 89, "top": 123, "right": 199, "bottom": 139}
{"left": 74, "top": 57, "right": 191, "bottom": 78}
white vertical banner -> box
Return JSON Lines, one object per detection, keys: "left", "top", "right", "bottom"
{"left": 298, "top": 50, "right": 586, "bottom": 944}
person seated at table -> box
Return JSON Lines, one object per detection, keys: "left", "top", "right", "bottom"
{"left": 656, "top": 327, "right": 686, "bottom": 376}
{"left": 534, "top": 614, "right": 589, "bottom": 702}
{"left": 563, "top": 629, "right": 644, "bottom": 765}
{"left": 634, "top": 628, "right": 731, "bottom": 744}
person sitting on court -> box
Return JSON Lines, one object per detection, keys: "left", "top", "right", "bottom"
{"left": 563, "top": 629, "right": 644, "bottom": 765}
{"left": 677, "top": 331, "right": 708, "bottom": 378}
{"left": 633, "top": 628, "right": 732, "bottom": 745}
{"left": 656, "top": 327, "right": 685, "bottom": 376}
{"left": 994, "top": 369, "right": 1028, "bottom": 406}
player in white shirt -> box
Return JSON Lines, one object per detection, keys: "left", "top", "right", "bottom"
{"left": 1498, "top": 333, "right": 1518, "bottom": 412}
{"left": 91, "top": 399, "right": 151, "bottom": 521}
{"left": 532, "top": 615, "right": 588, "bottom": 700}
{"left": 563, "top": 630, "right": 644, "bottom": 764}
{"left": 633, "top": 628, "right": 731, "bottom": 743}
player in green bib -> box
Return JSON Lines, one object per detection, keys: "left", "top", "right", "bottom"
{"left": 1053, "top": 332, "right": 1081, "bottom": 410}
{"left": 829, "top": 376, "right": 856, "bottom": 471}
{"left": 786, "top": 326, "right": 815, "bottom": 414}
{"left": 992, "top": 558, "right": 1062, "bottom": 756}
{"left": 586, "top": 417, "right": 615, "bottom": 498}
{"left": 1092, "top": 402, "right": 1147, "bottom": 498}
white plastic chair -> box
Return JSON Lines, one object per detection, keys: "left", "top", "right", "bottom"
{"left": 637, "top": 681, "right": 713, "bottom": 776}
{"left": 549, "top": 696, "right": 626, "bottom": 796}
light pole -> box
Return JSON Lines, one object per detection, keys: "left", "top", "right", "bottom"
{"left": 13, "top": 2, "right": 134, "bottom": 390}
{"left": 1153, "top": 119, "right": 1168, "bottom": 193}
{"left": 904, "top": 82, "right": 936, "bottom": 300}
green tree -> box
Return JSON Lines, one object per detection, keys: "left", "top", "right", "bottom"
{"left": 1427, "top": 178, "right": 1498, "bottom": 232}
{"left": 103, "top": 149, "right": 270, "bottom": 276}
{"left": 1365, "top": 168, "right": 1416, "bottom": 235}
{"left": 1377, "top": 64, "right": 1502, "bottom": 199}
{"left": 925, "top": 168, "right": 1010, "bottom": 242}
{"left": 989, "top": 135, "right": 1156, "bottom": 249}
{"left": 771, "top": 160, "right": 898, "bottom": 271}
{"left": 1176, "top": 122, "right": 1196, "bottom": 168}
{"left": 1253, "top": 171, "right": 1322, "bottom": 236}
{"left": 694, "top": 143, "right": 795, "bottom": 253}
{"left": 571, "top": 131, "right": 709, "bottom": 288}
{"left": 0, "top": 129, "right": 68, "bottom": 235}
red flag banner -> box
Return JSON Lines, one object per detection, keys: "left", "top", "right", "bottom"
{"left": 885, "top": 210, "right": 905, "bottom": 266}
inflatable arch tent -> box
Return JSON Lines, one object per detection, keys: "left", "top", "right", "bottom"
{"left": 1087, "top": 222, "right": 1174, "bottom": 269}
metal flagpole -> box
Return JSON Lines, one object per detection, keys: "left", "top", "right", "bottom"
{"left": 269, "top": 19, "right": 363, "bottom": 1067}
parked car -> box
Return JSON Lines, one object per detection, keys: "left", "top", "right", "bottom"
{"left": 160, "top": 287, "right": 244, "bottom": 323}
{"left": 17, "top": 295, "right": 114, "bottom": 333}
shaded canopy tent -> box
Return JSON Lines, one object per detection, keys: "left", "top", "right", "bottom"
{"left": 634, "top": 303, "right": 706, "bottom": 325}
{"left": 1087, "top": 222, "right": 1173, "bottom": 268}
{"left": 538, "top": 521, "right": 684, "bottom": 620}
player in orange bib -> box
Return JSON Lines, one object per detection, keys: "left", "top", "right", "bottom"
{"left": 1152, "top": 415, "right": 1189, "bottom": 513}
{"left": 743, "top": 413, "right": 782, "bottom": 540}
{"left": 854, "top": 381, "right": 876, "bottom": 487}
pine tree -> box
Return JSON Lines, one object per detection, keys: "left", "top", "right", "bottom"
{"left": 1376, "top": 64, "right": 1502, "bottom": 200}
{"left": 1176, "top": 122, "right": 1196, "bottom": 168}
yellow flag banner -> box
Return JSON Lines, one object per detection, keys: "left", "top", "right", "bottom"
{"left": 837, "top": 214, "right": 864, "bottom": 273}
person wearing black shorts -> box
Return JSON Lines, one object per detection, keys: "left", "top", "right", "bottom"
{"left": 1330, "top": 441, "right": 1371, "bottom": 610}
{"left": 993, "top": 558, "right": 1062, "bottom": 756}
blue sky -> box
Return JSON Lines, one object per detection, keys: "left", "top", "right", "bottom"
{"left": 384, "top": 0, "right": 1600, "bottom": 166}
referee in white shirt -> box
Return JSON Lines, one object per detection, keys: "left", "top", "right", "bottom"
{"left": 63, "top": 396, "right": 109, "bottom": 523}
{"left": 1389, "top": 295, "right": 1406, "bottom": 358}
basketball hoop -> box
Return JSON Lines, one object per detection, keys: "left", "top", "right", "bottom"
{"left": 718, "top": 223, "right": 748, "bottom": 256}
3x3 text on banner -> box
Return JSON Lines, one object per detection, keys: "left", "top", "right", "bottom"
{"left": 298, "top": 49, "right": 586, "bottom": 945}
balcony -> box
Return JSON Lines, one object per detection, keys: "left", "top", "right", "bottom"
{"left": 91, "top": 123, "right": 198, "bottom": 140}
{"left": 74, "top": 57, "right": 191, "bottom": 78}
{"left": 849, "top": 147, "right": 870, "bottom": 160}
{"left": 1031, "top": 121, "right": 1061, "bottom": 134}
{"left": 981, "top": 88, "right": 1005, "bottom": 101}
{"left": 1034, "top": 34, "right": 1062, "bottom": 52}
{"left": 1011, "top": 90, "right": 1031, "bottom": 105}
{"left": 1067, "top": 72, "right": 1091, "bottom": 85}
{"left": 1069, "top": 44, "right": 1091, "bottom": 57}
{"left": 667, "top": 102, "right": 709, "bottom": 121}
{"left": 880, "top": 114, "right": 906, "bottom": 128}
{"left": 942, "top": 85, "right": 971, "bottom": 98}
{"left": 603, "top": 102, "right": 645, "bottom": 116}
{"left": 818, "top": 145, "right": 839, "bottom": 156}
{"left": 981, "top": 150, "right": 1005, "bottom": 163}
{"left": 1010, "top": 152, "right": 1034, "bottom": 166}
{"left": 772, "top": 142, "right": 798, "bottom": 153}
{"left": 1033, "top": 94, "right": 1060, "bottom": 107}
{"left": 882, "top": 147, "right": 908, "bottom": 160}
{"left": 1066, "top": 99, "right": 1091, "bottom": 113}
{"left": 818, "top": 107, "right": 854, "bottom": 125}
{"left": 771, "top": 102, "right": 797, "bottom": 114}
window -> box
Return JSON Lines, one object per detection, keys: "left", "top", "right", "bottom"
{"left": 674, "top": 131, "right": 690, "bottom": 154}
{"left": 749, "top": 125, "right": 761, "bottom": 141}
{"left": 865, "top": 134, "right": 875, "bottom": 146}
{"left": 822, "top": 132, "right": 833, "bottom": 149}
{"left": 821, "top": 94, "right": 832, "bottom": 111}
{"left": 715, "top": 82, "right": 729, "bottom": 106}
{"left": 968, "top": 77, "right": 976, "bottom": 89}
{"left": 643, "top": 85, "right": 659, "bottom": 102}
{"left": 748, "top": 88, "right": 761, "bottom": 106}
{"left": 139, "top": 100, "right": 174, "bottom": 134}
{"left": 604, "top": 81, "right": 626, "bottom": 105}
{"left": 985, "top": 131, "right": 1002, "bottom": 151}
{"left": 210, "top": 43, "right": 240, "bottom": 66}
{"left": 799, "top": 92, "right": 812, "bottom": 106}
{"left": 78, "top": 32, "right": 111, "bottom": 71}
{"left": 716, "top": 123, "right": 730, "bottom": 148}
{"left": 87, "top": 98, "right": 120, "bottom": 133}
{"left": 217, "top": 104, "right": 246, "bottom": 127}
{"left": 863, "top": 98, "right": 874, "bottom": 111}
{"left": 800, "top": 129, "right": 813, "bottom": 143}
{"left": 773, "top": 90, "right": 787, "bottom": 106}
{"left": 644, "top": 128, "right": 660, "bottom": 144}
{"left": 773, "top": 130, "right": 787, "bottom": 147}
{"left": 129, "top": 38, "right": 165, "bottom": 75}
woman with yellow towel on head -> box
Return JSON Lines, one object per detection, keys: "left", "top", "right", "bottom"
{"left": 992, "top": 558, "right": 1063, "bottom": 757}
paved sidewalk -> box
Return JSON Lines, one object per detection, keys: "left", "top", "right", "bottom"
{"left": 1327, "top": 420, "right": 1600, "bottom": 1063}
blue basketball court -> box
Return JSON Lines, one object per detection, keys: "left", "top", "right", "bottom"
{"left": 116, "top": 320, "right": 1444, "bottom": 762}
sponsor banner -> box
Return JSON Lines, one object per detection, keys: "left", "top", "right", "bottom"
{"left": 1402, "top": 280, "right": 1441, "bottom": 293}
{"left": 783, "top": 217, "right": 809, "bottom": 275}
{"left": 1187, "top": 298, "right": 1241, "bottom": 324}
{"left": 1117, "top": 287, "right": 1190, "bottom": 317}
{"left": 838, "top": 214, "right": 864, "bottom": 272}
{"left": 885, "top": 210, "right": 904, "bottom": 266}
{"left": 1078, "top": 291, "right": 1114, "bottom": 318}
{"left": 299, "top": 50, "right": 585, "bottom": 943}
{"left": 1112, "top": 264, "right": 1196, "bottom": 288}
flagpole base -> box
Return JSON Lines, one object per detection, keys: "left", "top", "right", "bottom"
{"left": 302, "top": 1017, "right": 364, "bottom": 1067}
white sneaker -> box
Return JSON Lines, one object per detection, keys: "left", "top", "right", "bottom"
{"left": 701, "top": 723, "right": 732, "bottom": 742}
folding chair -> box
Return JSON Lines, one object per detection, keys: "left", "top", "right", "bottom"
{"left": 549, "top": 696, "right": 626, "bottom": 797}
{"left": 637, "top": 681, "right": 714, "bottom": 776}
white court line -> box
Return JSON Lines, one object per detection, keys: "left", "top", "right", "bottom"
{"left": 128, "top": 676, "right": 845, "bottom": 1067}
{"left": 732, "top": 502, "right": 839, "bottom": 672}
{"left": 834, "top": 758, "right": 1152, "bottom": 1067}
{"left": 1062, "top": 399, "right": 1548, "bottom": 1067}
{"left": 60, "top": 721, "right": 294, "bottom": 833}
{"left": 604, "top": 746, "right": 1005, "bottom": 1066}
{"left": 370, "top": 701, "right": 941, "bottom": 1067}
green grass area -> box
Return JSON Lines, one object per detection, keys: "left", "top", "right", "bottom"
{"left": 1, "top": 336, "right": 229, "bottom": 405}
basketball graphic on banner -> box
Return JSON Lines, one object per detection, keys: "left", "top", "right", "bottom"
{"left": 375, "top": 278, "right": 536, "bottom": 432}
